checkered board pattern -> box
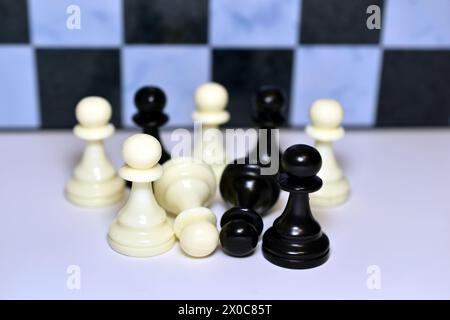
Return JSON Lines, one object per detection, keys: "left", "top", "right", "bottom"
{"left": 0, "top": 0, "right": 450, "bottom": 129}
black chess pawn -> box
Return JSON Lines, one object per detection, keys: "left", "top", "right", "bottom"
{"left": 248, "top": 86, "right": 286, "bottom": 170}
{"left": 133, "top": 86, "right": 171, "bottom": 164}
{"left": 262, "top": 144, "right": 330, "bottom": 269}
{"left": 219, "top": 161, "right": 280, "bottom": 257}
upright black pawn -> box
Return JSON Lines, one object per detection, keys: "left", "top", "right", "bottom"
{"left": 133, "top": 86, "right": 171, "bottom": 164}
{"left": 219, "top": 162, "right": 280, "bottom": 257}
{"left": 248, "top": 86, "right": 286, "bottom": 169}
{"left": 262, "top": 144, "right": 330, "bottom": 269}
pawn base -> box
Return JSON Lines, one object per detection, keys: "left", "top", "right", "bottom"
{"left": 262, "top": 227, "right": 330, "bottom": 269}
{"left": 108, "top": 220, "right": 175, "bottom": 257}
{"left": 262, "top": 247, "right": 329, "bottom": 269}
{"left": 65, "top": 176, "right": 125, "bottom": 207}
{"left": 310, "top": 177, "right": 350, "bottom": 207}
{"left": 108, "top": 235, "right": 175, "bottom": 258}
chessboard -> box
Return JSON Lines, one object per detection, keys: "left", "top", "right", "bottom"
{"left": 1, "top": 129, "right": 449, "bottom": 299}
{"left": 1, "top": 0, "right": 450, "bottom": 130}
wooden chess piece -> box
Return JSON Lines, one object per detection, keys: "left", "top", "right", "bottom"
{"left": 65, "top": 97, "right": 125, "bottom": 207}
{"left": 262, "top": 144, "right": 330, "bottom": 269}
{"left": 219, "top": 162, "right": 280, "bottom": 257}
{"left": 108, "top": 134, "right": 175, "bottom": 257}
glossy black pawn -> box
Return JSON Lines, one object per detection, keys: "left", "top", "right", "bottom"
{"left": 253, "top": 86, "right": 287, "bottom": 128}
{"left": 132, "top": 86, "right": 170, "bottom": 164}
{"left": 262, "top": 144, "right": 330, "bottom": 269}
{"left": 248, "top": 87, "right": 286, "bottom": 170}
{"left": 219, "top": 162, "right": 280, "bottom": 257}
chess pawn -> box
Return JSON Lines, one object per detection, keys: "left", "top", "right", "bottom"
{"left": 108, "top": 134, "right": 175, "bottom": 257}
{"left": 262, "top": 144, "right": 330, "bottom": 269}
{"left": 306, "top": 100, "right": 350, "bottom": 206}
{"left": 248, "top": 87, "right": 286, "bottom": 170}
{"left": 133, "top": 86, "right": 170, "bottom": 164}
{"left": 193, "top": 82, "right": 230, "bottom": 183}
{"left": 219, "top": 162, "right": 280, "bottom": 257}
{"left": 154, "top": 157, "right": 219, "bottom": 257}
{"left": 65, "top": 97, "right": 125, "bottom": 207}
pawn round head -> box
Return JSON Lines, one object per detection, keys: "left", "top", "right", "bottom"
{"left": 220, "top": 220, "right": 259, "bottom": 257}
{"left": 134, "top": 86, "right": 166, "bottom": 113}
{"left": 310, "top": 99, "right": 343, "bottom": 129}
{"left": 179, "top": 221, "right": 218, "bottom": 258}
{"left": 254, "top": 86, "right": 286, "bottom": 113}
{"left": 75, "top": 96, "right": 112, "bottom": 128}
{"left": 282, "top": 144, "right": 322, "bottom": 178}
{"left": 195, "top": 82, "right": 228, "bottom": 112}
{"left": 122, "top": 134, "right": 161, "bottom": 169}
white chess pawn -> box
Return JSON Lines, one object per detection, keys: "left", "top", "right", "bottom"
{"left": 154, "top": 157, "right": 219, "bottom": 258}
{"left": 193, "top": 82, "right": 230, "bottom": 184}
{"left": 65, "top": 97, "right": 125, "bottom": 207}
{"left": 108, "top": 134, "right": 175, "bottom": 257}
{"left": 306, "top": 99, "right": 350, "bottom": 207}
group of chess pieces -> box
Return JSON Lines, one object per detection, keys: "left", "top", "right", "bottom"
{"left": 65, "top": 83, "right": 350, "bottom": 269}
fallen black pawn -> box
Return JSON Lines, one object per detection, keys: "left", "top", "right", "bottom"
{"left": 219, "top": 161, "right": 280, "bottom": 257}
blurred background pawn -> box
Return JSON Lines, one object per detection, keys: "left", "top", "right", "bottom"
{"left": 65, "top": 97, "right": 124, "bottom": 207}
{"left": 192, "top": 82, "right": 230, "bottom": 184}
{"left": 248, "top": 86, "right": 286, "bottom": 171}
{"left": 133, "top": 86, "right": 171, "bottom": 164}
{"left": 306, "top": 99, "right": 350, "bottom": 207}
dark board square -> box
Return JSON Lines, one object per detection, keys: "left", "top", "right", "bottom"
{"left": 37, "top": 49, "right": 121, "bottom": 129}
{"left": 0, "top": 0, "right": 29, "bottom": 43}
{"left": 300, "top": 0, "right": 383, "bottom": 44}
{"left": 212, "top": 49, "right": 293, "bottom": 127}
{"left": 124, "top": 0, "right": 208, "bottom": 44}
{"left": 377, "top": 50, "right": 450, "bottom": 127}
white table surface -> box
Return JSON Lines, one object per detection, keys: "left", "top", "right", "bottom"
{"left": 1, "top": 129, "right": 450, "bottom": 300}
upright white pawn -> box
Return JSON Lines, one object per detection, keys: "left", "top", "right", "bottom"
{"left": 108, "top": 134, "right": 175, "bottom": 257}
{"left": 306, "top": 99, "right": 350, "bottom": 207}
{"left": 193, "top": 82, "right": 230, "bottom": 183}
{"left": 154, "top": 158, "right": 219, "bottom": 258}
{"left": 65, "top": 97, "right": 125, "bottom": 207}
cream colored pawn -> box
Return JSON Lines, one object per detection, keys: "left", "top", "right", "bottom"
{"left": 154, "top": 157, "right": 219, "bottom": 258}
{"left": 192, "top": 82, "right": 230, "bottom": 183}
{"left": 306, "top": 99, "right": 350, "bottom": 207}
{"left": 65, "top": 97, "right": 125, "bottom": 207}
{"left": 108, "top": 134, "right": 175, "bottom": 257}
